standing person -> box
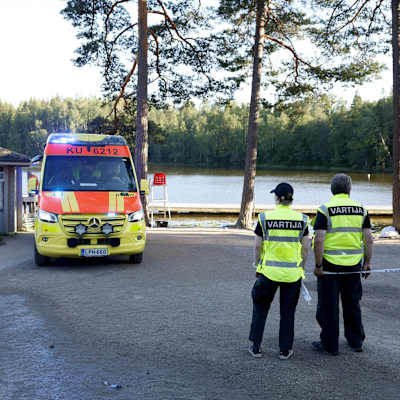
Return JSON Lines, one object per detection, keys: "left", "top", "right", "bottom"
{"left": 27, "top": 172, "right": 39, "bottom": 195}
{"left": 249, "top": 183, "right": 310, "bottom": 360}
{"left": 313, "top": 173, "right": 373, "bottom": 355}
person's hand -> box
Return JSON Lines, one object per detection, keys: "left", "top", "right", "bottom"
{"left": 314, "top": 265, "right": 324, "bottom": 277}
{"left": 362, "top": 262, "right": 371, "bottom": 279}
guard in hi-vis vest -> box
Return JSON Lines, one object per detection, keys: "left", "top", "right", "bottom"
{"left": 312, "top": 173, "right": 373, "bottom": 356}
{"left": 249, "top": 183, "right": 310, "bottom": 360}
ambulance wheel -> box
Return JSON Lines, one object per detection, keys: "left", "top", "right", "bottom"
{"left": 34, "top": 244, "right": 49, "bottom": 267}
{"left": 129, "top": 252, "right": 143, "bottom": 264}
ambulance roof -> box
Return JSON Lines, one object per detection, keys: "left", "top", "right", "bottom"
{"left": 47, "top": 133, "right": 127, "bottom": 146}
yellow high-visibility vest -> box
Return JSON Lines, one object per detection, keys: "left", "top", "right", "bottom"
{"left": 317, "top": 194, "right": 366, "bottom": 266}
{"left": 28, "top": 174, "right": 39, "bottom": 192}
{"left": 257, "top": 205, "right": 308, "bottom": 283}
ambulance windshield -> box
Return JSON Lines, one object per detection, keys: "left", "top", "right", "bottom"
{"left": 42, "top": 156, "right": 137, "bottom": 192}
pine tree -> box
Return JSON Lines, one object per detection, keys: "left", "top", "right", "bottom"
{"left": 393, "top": 1, "right": 400, "bottom": 230}
{"left": 215, "top": 0, "right": 385, "bottom": 228}
{"left": 311, "top": 0, "right": 399, "bottom": 229}
{"left": 62, "top": 0, "right": 228, "bottom": 224}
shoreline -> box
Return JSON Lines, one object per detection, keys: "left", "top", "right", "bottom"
{"left": 149, "top": 162, "right": 393, "bottom": 175}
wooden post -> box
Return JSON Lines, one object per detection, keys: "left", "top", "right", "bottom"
{"left": 16, "top": 167, "right": 23, "bottom": 231}
{"left": 7, "top": 166, "right": 16, "bottom": 233}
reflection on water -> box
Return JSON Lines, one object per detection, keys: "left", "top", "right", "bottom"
{"left": 167, "top": 215, "right": 238, "bottom": 228}
{"left": 24, "top": 165, "right": 391, "bottom": 207}
{"left": 149, "top": 164, "right": 392, "bottom": 207}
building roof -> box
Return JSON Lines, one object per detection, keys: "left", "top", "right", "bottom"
{"left": 0, "top": 147, "right": 31, "bottom": 166}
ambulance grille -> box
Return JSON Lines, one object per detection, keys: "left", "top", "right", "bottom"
{"left": 61, "top": 214, "right": 126, "bottom": 235}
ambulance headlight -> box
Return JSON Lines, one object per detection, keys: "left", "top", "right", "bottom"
{"left": 38, "top": 209, "right": 58, "bottom": 223}
{"left": 128, "top": 210, "right": 144, "bottom": 222}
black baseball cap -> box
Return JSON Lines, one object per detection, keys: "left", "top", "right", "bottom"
{"left": 270, "top": 182, "right": 294, "bottom": 201}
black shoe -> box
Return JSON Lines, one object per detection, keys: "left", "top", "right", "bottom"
{"left": 312, "top": 341, "right": 339, "bottom": 356}
{"left": 279, "top": 349, "right": 294, "bottom": 360}
{"left": 248, "top": 342, "right": 262, "bottom": 358}
{"left": 348, "top": 343, "right": 363, "bottom": 352}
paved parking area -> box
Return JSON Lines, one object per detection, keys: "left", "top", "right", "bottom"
{"left": 0, "top": 230, "right": 399, "bottom": 400}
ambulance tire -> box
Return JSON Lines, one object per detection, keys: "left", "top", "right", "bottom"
{"left": 34, "top": 244, "right": 49, "bottom": 267}
{"left": 129, "top": 252, "right": 143, "bottom": 264}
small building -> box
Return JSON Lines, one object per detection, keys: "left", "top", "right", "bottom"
{"left": 0, "top": 147, "right": 31, "bottom": 234}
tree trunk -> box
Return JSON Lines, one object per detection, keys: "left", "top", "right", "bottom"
{"left": 393, "top": 0, "right": 400, "bottom": 231}
{"left": 235, "top": 0, "right": 265, "bottom": 229}
{"left": 136, "top": 0, "right": 150, "bottom": 226}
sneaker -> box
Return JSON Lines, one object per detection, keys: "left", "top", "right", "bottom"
{"left": 279, "top": 349, "right": 294, "bottom": 360}
{"left": 312, "top": 341, "right": 339, "bottom": 356}
{"left": 248, "top": 342, "right": 262, "bottom": 358}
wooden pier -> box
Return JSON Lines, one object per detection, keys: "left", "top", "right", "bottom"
{"left": 22, "top": 198, "right": 393, "bottom": 224}
{"left": 150, "top": 203, "right": 393, "bottom": 224}
{"left": 154, "top": 203, "right": 392, "bottom": 216}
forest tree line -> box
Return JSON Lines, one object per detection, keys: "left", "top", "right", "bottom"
{"left": 0, "top": 94, "right": 392, "bottom": 172}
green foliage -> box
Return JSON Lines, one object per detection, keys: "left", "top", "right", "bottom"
{"left": 147, "top": 94, "right": 392, "bottom": 171}
{"left": 0, "top": 97, "right": 113, "bottom": 156}
{"left": 61, "top": 0, "right": 230, "bottom": 106}
{"left": 310, "top": 0, "right": 391, "bottom": 57}
{"left": 0, "top": 94, "right": 392, "bottom": 171}
{"left": 213, "top": 0, "right": 386, "bottom": 104}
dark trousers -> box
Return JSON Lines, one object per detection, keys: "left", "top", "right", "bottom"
{"left": 316, "top": 273, "right": 365, "bottom": 353}
{"left": 249, "top": 274, "right": 301, "bottom": 352}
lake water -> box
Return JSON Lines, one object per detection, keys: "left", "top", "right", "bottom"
{"left": 24, "top": 165, "right": 393, "bottom": 207}
{"left": 148, "top": 165, "right": 392, "bottom": 207}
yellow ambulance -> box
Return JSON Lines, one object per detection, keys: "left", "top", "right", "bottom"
{"left": 34, "top": 133, "right": 147, "bottom": 266}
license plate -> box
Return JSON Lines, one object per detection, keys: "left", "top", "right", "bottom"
{"left": 81, "top": 248, "right": 108, "bottom": 257}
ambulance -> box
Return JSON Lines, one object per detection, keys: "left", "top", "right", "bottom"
{"left": 33, "top": 133, "right": 147, "bottom": 266}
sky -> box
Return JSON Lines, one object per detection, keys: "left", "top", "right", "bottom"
{"left": 0, "top": 0, "right": 102, "bottom": 106}
{"left": 0, "top": 0, "right": 393, "bottom": 107}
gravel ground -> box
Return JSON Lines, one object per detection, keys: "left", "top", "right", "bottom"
{"left": 0, "top": 229, "right": 399, "bottom": 400}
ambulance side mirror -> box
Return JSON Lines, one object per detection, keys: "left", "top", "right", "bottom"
{"left": 140, "top": 179, "right": 149, "bottom": 196}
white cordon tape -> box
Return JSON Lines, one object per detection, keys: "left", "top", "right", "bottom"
{"left": 301, "top": 268, "right": 400, "bottom": 304}
{"left": 305, "top": 268, "right": 400, "bottom": 276}
{"left": 301, "top": 280, "right": 312, "bottom": 304}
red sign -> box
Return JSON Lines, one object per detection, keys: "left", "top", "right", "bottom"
{"left": 45, "top": 144, "right": 131, "bottom": 157}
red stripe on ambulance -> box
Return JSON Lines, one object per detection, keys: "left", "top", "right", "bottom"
{"left": 45, "top": 144, "right": 131, "bottom": 157}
